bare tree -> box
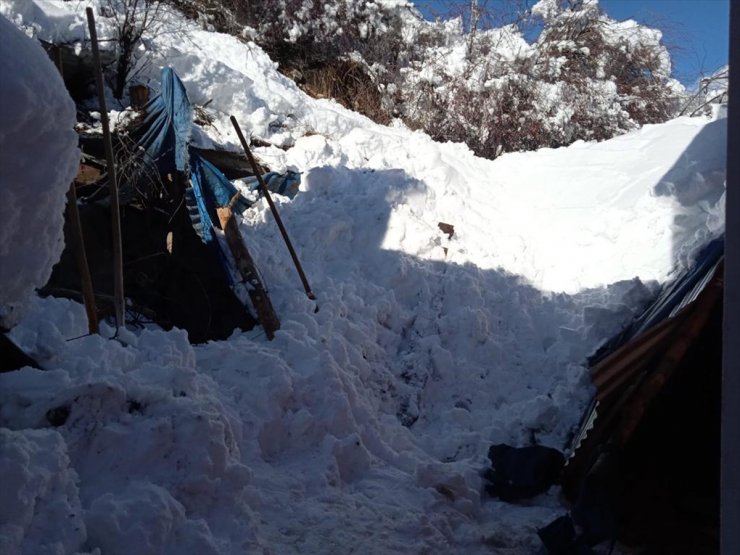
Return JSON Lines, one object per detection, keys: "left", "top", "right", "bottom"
{"left": 101, "top": 0, "right": 163, "bottom": 99}
{"left": 679, "top": 67, "right": 730, "bottom": 116}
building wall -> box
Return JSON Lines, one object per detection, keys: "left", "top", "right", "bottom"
{"left": 722, "top": 3, "right": 739, "bottom": 554}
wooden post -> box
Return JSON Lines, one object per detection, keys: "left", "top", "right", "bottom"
{"left": 66, "top": 183, "right": 99, "bottom": 334}
{"left": 230, "top": 116, "right": 316, "bottom": 303}
{"left": 51, "top": 39, "right": 99, "bottom": 334}
{"left": 86, "top": 7, "right": 125, "bottom": 330}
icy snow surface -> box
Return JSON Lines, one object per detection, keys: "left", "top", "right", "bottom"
{"left": 0, "top": 14, "right": 78, "bottom": 327}
{"left": 0, "top": 2, "right": 726, "bottom": 554}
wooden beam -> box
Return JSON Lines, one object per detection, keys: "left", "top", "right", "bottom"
{"left": 216, "top": 203, "right": 280, "bottom": 340}
{"left": 66, "top": 183, "right": 99, "bottom": 334}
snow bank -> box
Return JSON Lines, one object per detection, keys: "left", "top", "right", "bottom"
{"left": 0, "top": 14, "right": 78, "bottom": 326}
{"left": 0, "top": 0, "right": 87, "bottom": 42}
{"left": 2, "top": 297, "right": 261, "bottom": 554}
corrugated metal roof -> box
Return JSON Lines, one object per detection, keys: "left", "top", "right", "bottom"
{"left": 562, "top": 239, "right": 724, "bottom": 500}
{"left": 588, "top": 236, "right": 724, "bottom": 367}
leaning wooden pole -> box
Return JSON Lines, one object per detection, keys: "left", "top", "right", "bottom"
{"left": 86, "top": 7, "right": 125, "bottom": 329}
{"left": 66, "top": 184, "right": 100, "bottom": 334}
{"left": 230, "top": 116, "right": 316, "bottom": 301}
{"left": 53, "top": 38, "right": 98, "bottom": 334}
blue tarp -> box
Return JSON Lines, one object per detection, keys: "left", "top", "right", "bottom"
{"left": 137, "top": 67, "right": 301, "bottom": 244}
{"left": 188, "top": 153, "right": 253, "bottom": 243}
{"left": 136, "top": 68, "right": 192, "bottom": 176}
{"left": 242, "top": 171, "right": 301, "bottom": 199}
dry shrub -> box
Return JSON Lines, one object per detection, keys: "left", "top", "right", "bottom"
{"left": 166, "top": 0, "right": 241, "bottom": 33}
{"left": 287, "top": 60, "right": 389, "bottom": 124}
{"left": 405, "top": 71, "right": 548, "bottom": 159}
{"left": 168, "top": 0, "right": 686, "bottom": 160}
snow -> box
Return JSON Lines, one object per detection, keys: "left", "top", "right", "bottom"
{"left": 531, "top": 0, "right": 560, "bottom": 21}
{"left": 0, "top": 13, "right": 78, "bottom": 327}
{"left": 0, "top": 428, "right": 86, "bottom": 555}
{"left": 0, "top": 2, "right": 727, "bottom": 554}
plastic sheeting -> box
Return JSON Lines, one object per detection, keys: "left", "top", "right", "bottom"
{"left": 136, "top": 67, "right": 192, "bottom": 176}
{"left": 188, "top": 153, "right": 252, "bottom": 243}
{"left": 136, "top": 67, "right": 301, "bottom": 244}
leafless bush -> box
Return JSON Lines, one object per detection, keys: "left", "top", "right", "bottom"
{"left": 534, "top": 2, "right": 678, "bottom": 126}
{"left": 293, "top": 59, "right": 390, "bottom": 124}
{"left": 100, "top": 0, "right": 164, "bottom": 99}
{"left": 679, "top": 67, "right": 729, "bottom": 117}
{"left": 167, "top": 0, "right": 686, "bottom": 159}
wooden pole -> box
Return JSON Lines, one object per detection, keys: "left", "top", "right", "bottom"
{"left": 66, "top": 184, "right": 100, "bottom": 334}
{"left": 52, "top": 39, "right": 98, "bottom": 334}
{"left": 86, "top": 7, "right": 125, "bottom": 330}
{"left": 230, "top": 116, "right": 316, "bottom": 302}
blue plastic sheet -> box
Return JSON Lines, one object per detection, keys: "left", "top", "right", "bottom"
{"left": 188, "top": 153, "right": 254, "bottom": 243}
{"left": 135, "top": 67, "right": 301, "bottom": 247}
{"left": 136, "top": 67, "right": 192, "bottom": 176}
{"left": 242, "top": 171, "right": 302, "bottom": 199}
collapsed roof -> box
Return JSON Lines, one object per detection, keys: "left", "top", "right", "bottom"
{"left": 45, "top": 68, "right": 302, "bottom": 343}
{"left": 557, "top": 237, "right": 724, "bottom": 551}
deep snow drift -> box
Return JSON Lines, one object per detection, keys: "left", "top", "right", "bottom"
{"left": 0, "top": 14, "right": 78, "bottom": 327}
{"left": 0, "top": 2, "right": 726, "bottom": 554}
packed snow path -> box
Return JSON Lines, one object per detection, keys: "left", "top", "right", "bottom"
{"left": 0, "top": 2, "right": 726, "bottom": 554}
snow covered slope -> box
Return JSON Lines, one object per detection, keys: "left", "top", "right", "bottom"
{"left": 0, "top": 2, "right": 726, "bottom": 554}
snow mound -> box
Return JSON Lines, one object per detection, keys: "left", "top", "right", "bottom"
{"left": 0, "top": 428, "right": 85, "bottom": 555}
{"left": 1, "top": 297, "right": 261, "bottom": 554}
{"left": 0, "top": 14, "right": 78, "bottom": 326}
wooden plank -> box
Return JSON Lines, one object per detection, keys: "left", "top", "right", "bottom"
{"left": 66, "top": 183, "right": 99, "bottom": 334}
{"left": 216, "top": 205, "right": 280, "bottom": 340}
